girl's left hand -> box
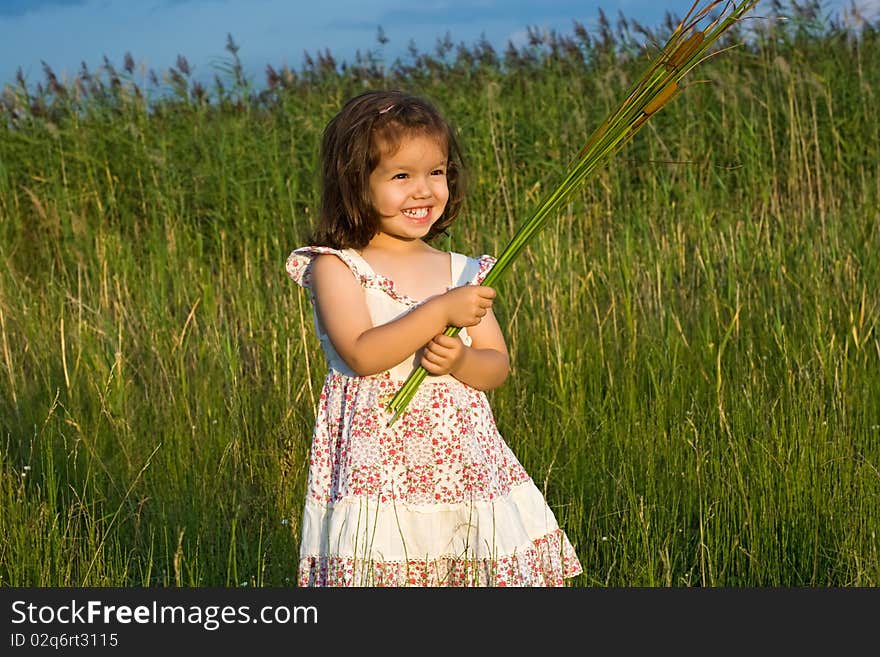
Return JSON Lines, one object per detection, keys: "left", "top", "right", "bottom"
{"left": 420, "top": 334, "right": 466, "bottom": 376}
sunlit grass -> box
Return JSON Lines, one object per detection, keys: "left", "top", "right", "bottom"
{"left": 0, "top": 1, "right": 878, "bottom": 586}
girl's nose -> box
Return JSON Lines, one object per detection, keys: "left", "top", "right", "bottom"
{"left": 412, "top": 176, "right": 432, "bottom": 198}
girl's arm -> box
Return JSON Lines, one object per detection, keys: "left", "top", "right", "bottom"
{"left": 420, "top": 308, "right": 510, "bottom": 391}
{"left": 310, "top": 254, "right": 496, "bottom": 376}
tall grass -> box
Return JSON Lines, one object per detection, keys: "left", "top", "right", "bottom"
{"left": 1, "top": 1, "right": 878, "bottom": 586}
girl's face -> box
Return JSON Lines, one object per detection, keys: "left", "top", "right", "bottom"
{"left": 368, "top": 133, "right": 449, "bottom": 243}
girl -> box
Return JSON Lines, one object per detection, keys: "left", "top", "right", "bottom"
{"left": 286, "top": 89, "right": 582, "bottom": 586}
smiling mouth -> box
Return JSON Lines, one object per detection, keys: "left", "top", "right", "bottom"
{"left": 401, "top": 207, "right": 431, "bottom": 220}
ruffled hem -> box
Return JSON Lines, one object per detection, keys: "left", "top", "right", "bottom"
{"left": 297, "top": 479, "right": 584, "bottom": 587}
{"left": 300, "top": 480, "right": 566, "bottom": 558}
{"left": 298, "top": 527, "right": 582, "bottom": 587}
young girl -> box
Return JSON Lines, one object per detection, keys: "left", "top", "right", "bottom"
{"left": 286, "top": 89, "right": 582, "bottom": 587}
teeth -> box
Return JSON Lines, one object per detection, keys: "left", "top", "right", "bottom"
{"left": 402, "top": 208, "right": 429, "bottom": 218}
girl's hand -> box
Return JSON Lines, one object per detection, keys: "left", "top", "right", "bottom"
{"left": 421, "top": 333, "right": 466, "bottom": 376}
{"left": 435, "top": 285, "right": 496, "bottom": 328}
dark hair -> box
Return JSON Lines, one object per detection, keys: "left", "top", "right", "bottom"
{"left": 309, "top": 89, "right": 466, "bottom": 249}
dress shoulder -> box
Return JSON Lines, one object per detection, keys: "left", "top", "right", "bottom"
{"left": 472, "top": 254, "right": 497, "bottom": 285}
{"left": 452, "top": 252, "right": 496, "bottom": 287}
{"left": 285, "top": 246, "right": 370, "bottom": 289}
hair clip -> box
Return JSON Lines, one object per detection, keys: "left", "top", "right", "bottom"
{"left": 378, "top": 104, "right": 395, "bottom": 114}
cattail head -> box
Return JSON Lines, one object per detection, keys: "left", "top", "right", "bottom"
{"left": 666, "top": 30, "right": 706, "bottom": 70}
{"left": 643, "top": 80, "right": 679, "bottom": 116}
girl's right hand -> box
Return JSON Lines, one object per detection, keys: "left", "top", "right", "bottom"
{"left": 436, "top": 285, "right": 496, "bottom": 327}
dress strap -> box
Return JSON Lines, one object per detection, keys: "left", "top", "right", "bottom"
{"left": 340, "top": 248, "right": 378, "bottom": 278}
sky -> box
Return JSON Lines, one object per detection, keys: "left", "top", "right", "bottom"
{"left": 1, "top": 0, "right": 877, "bottom": 92}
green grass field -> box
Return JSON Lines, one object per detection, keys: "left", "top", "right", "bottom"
{"left": 1, "top": 3, "right": 878, "bottom": 586}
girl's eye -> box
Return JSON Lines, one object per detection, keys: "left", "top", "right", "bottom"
{"left": 431, "top": 169, "right": 446, "bottom": 176}
{"left": 392, "top": 173, "right": 408, "bottom": 180}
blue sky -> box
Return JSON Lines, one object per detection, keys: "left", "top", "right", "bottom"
{"left": 1, "top": 0, "right": 875, "bottom": 91}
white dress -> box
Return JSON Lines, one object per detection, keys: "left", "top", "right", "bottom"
{"left": 286, "top": 246, "right": 582, "bottom": 586}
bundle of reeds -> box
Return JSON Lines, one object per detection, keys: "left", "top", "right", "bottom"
{"left": 386, "top": 0, "right": 761, "bottom": 426}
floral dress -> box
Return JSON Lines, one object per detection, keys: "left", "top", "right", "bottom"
{"left": 286, "top": 246, "right": 582, "bottom": 586}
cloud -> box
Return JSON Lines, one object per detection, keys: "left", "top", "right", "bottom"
{"left": 0, "top": 0, "right": 89, "bottom": 18}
